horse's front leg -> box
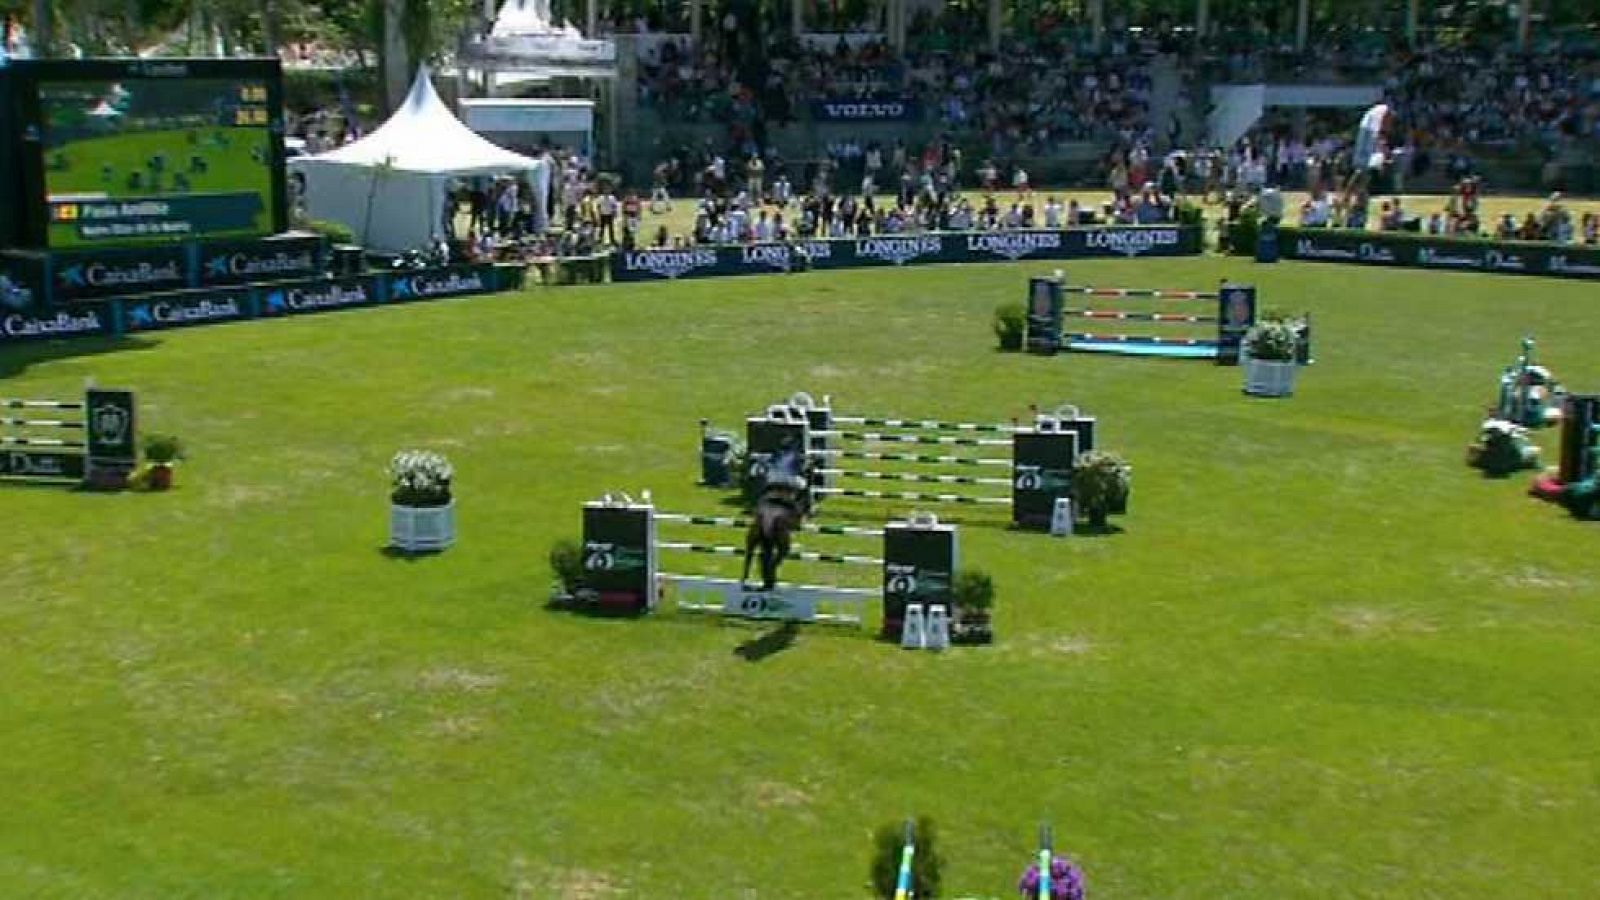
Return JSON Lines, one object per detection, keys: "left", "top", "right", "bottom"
{"left": 741, "top": 528, "right": 759, "bottom": 589}
{"left": 763, "top": 537, "right": 788, "bottom": 592}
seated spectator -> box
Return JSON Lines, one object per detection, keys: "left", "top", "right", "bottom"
{"left": 1300, "top": 191, "right": 1333, "bottom": 227}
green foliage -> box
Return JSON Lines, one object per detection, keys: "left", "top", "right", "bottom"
{"left": 141, "top": 433, "right": 184, "bottom": 465}
{"left": 548, "top": 539, "right": 585, "bottom": 593}
{"left": 993, "top": 301, "right": 1026, "bottom": 351}
{"left": 1245, "top": 318, "right": 1299, "bottom": 361}
{"left": 1175, "top": 199, "right": 1205, "bottom": 227}
{"left": 1227, "top": 206, "right": 1261, "bottom": 257}
{"left": 952, "top": 568, "right": 995, "bottom": 612}
{"left": 303, "top": 217, "right": 357, "bottom": 246}
{"left": 1072, "top": 450, "right": 1131, "bottom": 524}
{"left": 869, "top": 818, "right": 943, "bottom": 899}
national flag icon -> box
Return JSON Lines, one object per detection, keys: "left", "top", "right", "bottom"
{"left": 53, "top": 204, "right": 80, "bottom": 222}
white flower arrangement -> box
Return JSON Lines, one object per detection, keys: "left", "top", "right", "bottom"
{"left": 388, "top": 450, "right": 454, "bottom": 507}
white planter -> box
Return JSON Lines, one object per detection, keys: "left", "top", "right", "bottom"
{"left": 390, "top": 500, "right": 456, "bottom": 552}
{"left": 1244, "top": 357, "right": 1297, "bottom": 397}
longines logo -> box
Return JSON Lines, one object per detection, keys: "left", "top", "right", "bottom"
{"left": 1085, "top": 228, "right": 1181, "bottom": 257}
{"left": 739, "top": 244, "right": 794, "bottom": 271}
{"left": 622, "top": 248, "right": 719, "bottom": 279}
{"left": 966, "top": 232, "right": 1063, "bottom": 260}
{"left": 856, "top": 236, "right": 942, "bottom": 266}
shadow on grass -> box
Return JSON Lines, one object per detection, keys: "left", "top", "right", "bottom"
{"left": 734, "top": 622, "right": 799, "bottom": 662}
{"left": 1067, "top": 522, "right": 1126, "bottom": 538}
{"left": 0, "top": 334, "right": 163, "bottom": 380}
{"left": 378, "top": 545, "right": 448, "bottom": 561}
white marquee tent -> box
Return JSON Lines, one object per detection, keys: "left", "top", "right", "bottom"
{"left": 289, "top": 66, "right": 549, "bottom": 253}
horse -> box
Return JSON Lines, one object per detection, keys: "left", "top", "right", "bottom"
{"left": 740, "top": 449, "right": 814, "bottom": 592}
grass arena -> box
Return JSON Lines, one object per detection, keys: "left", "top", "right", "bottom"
{"left": 4, "top": 255, "right": 1600, "bottom": 897}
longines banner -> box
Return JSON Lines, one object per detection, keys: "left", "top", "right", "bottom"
{"left": 1279, "top": 227, "right": 1600, "bottom": 280}
{"left": 610, "top": 227, "right": 1202, "bottom": 282}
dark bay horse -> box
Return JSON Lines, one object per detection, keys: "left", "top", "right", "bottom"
{"left": 740, "top": 450, "right": 814, "bottom": 592}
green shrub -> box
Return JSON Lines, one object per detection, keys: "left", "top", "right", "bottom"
{"left": 993, "top": 301, "right": 1026, "bottom": 351}
{"left": 869, "top": 817, "right": 943, "bottom": 899}
{"left": 142, "top": 433, "right": 185, "bottom": 466}
{"left": 1072, "top": 450, "right": 1131, "bottom": 526}
{"left": 953, "top": 568, "right": 995, "bottom": 612}
{"left": 304, "top": 218, "right": 357, "bottom": 246}
{"left": 1227, "top": 207, "right": 1260, "bottom": 257}
{"left": 549, "top": 539, "right": 585, "bottom": 594}
{"left": 1245, "top": 318, "right": 1299, "bottom": 361}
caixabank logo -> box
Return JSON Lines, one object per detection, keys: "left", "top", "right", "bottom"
{"left": 261, "top": 280, "right": 375, "bottom": 316}
{"left": 202, "top": 250, "right": 320, "bottom": 283}
{"left": 124, "top": 295, "right": 248, "bottom": 332}
{"left": 57, "top": 259, "right": 186, "bottom": 293}
{"left": 1, "top": 308, "right": 109, "bottom": 342}
{"left": 389, "top": 270, "right": 489, "bottom": 301}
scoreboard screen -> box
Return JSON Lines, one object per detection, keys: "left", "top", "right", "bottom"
{"left": 0, "top": 59, "right": 288, "bottom": 250}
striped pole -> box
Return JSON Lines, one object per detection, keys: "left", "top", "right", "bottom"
{"left": 660, "top": 573, "right": 878, "bottom": 597}
{"left": 654, "top": 512, "right": 885, "bottom": 538}
{"left": 0, "top": 399, "right": 86, "bottom": 410}
{"left": 820, "top": 431, "right": 1012, "bottom": 447}
{"left": 0, "top": 417, "right": 85, "bottom": 429}
{"left": 831, "top": 416, "right": 1021, "bottom": 434}
{"left": 1064, "top": 309, "right": 1217, "bottom": 323}
{"left": 0, "top": 436, "right": 85, "bottom": 448}
{"left": 820, "top": 468, "right": 1012, "bottom": 487}
{"left": 656, "top": 541, "right": 883, "bottom": 566}
{"left": 893, "top": 820, "right": 916, "bottom": 900}
{"left": 1062, "top": 286, "right": 1218, "bottom": 300}
{"left": 1067, "top": 333, "right": 1216, "bottom": 347}
{"left": 809, "top": 450, "right": 1013, "bottom": 468}
{"left": 816, "top": 488, "right": 1011, "bottom": 506}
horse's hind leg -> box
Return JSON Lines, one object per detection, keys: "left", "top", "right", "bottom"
{"left": 742, "top": 526, "right": 760, "bottom": 588}
{"left": 763, "top": 536, "right": 788, "bottom": 592}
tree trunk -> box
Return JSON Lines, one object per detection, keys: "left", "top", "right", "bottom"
{"left": 31, "top": 0, "right": 51, "bottom": 56}
{"left": 264, "top": 0, "right": 282, "bottom": 58}
{"left": 382, "top": 0, "right": 410, "bottom": 113}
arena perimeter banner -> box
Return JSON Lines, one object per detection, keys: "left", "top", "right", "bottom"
{"left": 610, "top": 226, "right": 1202, "bottom": 282}
{"left": 1279, "top": 227, "right": 1600, "bottom": 280}
{"left": 809, "top": 98, "right": 922, "bottom": 122}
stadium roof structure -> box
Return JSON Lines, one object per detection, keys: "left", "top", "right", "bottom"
{"left": 309, "top": 66, "right": 543, "bottom": 175}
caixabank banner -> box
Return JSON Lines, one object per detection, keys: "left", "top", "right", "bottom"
{"left": 121, "top": 286, "right": 255, "bottom": 333}
{"left": 0, "top": 302, "right": 116, "bottom": 343}
{"left": 197, "top": 235, "right": 326, "bottom": 287}
{"left": 259, "top": 276, "right": 383, "bottom": 318}
{"left": 1280, "top": 228, "right": 1600, "bottom": 280}
{"left": 610, "top": 227, "right": 1202, "bottom": 282}
{"left": 385, "top": 264, "right": 500, "bottom": 303}
{"left": 51, "top": 243, "right": 192, "bottom": 302}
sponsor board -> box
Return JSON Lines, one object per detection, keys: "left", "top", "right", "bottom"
{"left": 615, "top": 247, "right": 722, "bottom": 280}
{"left": 200, "top": 237, "right": 325, "bottom": 285}
{"left": 260, "top": 276, "right": 381, "bottom": 317}
{"left": 1281, "top": 228, "right": 1600, "bottom": 280}
{"left": 386, "top": 265, "right": 497, "bottom": 301}
{"left": 54, "top": 247, "right": 191, "bottom": 301}
{"left": 123, "top": 289, "right": 253, "bottom": 332}
{"left": 0, "top": 304, "right": 114, "bottom": 343}
{"left": 810, "top": 98, "right": 921, "bottom": 122}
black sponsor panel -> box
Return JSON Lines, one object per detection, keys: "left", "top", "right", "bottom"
{"left": 0, "top": 449, "right": 85, "bottom": 481}
{"left": 50, "top": 244, "right": 193, "bottom": 302}
{"left": 1280, "top": 228, "right": 1600, "bottom": 280}
{"left": 1025, "top": 275, "right": 1063, "bottom": 354}
{"left": 1012, "top": 430, "right": 1078, "bottom": 530}
{"left": 581, "top": 502, "right": 654, "bottom": 612}
{"left": 384, "top": 264, "right": 498, "bottom": 302}
{"left": 810, "top": 98, "right": 921, "bottom": 122}
{"left": 259, "top": 275, "right": 382, "bottom": 317}
{"left": 0, "top": 250, "right": 46, "bottom": 310}
{"left": 122, "top": 286, "right": 254, "bottom": 333}
{"left": 882, "top": 523, "right": 958, "bottom": 639}
{"left": 611, "top": 246, "right": 724, "bottom": 282}
{"left": 0, "top": 302, "right": 116, "bottom": 344}
{"left": 198, "top": 234, "right": 325, "bottom": 286}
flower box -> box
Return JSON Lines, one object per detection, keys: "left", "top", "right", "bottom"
{"left": 1244, "top": 357, "right": 1297, "bottom": 397}
{"left": 390, "top": 500, "right": 456, "bottom": 552}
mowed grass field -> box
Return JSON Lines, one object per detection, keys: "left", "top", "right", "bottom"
{"left": 3, "top": 257, "right": 1600, "bottom": 898}
{"left": 47, "top": 127, "right": 274, "bottom": 246}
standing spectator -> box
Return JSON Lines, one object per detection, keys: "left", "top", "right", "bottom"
{"left": 597, "top": 188, "right": 619, "bottom": 245}
{"left": 746, "top": 154, "right": 765, "bottom": 200}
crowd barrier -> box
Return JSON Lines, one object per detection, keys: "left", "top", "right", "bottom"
{"left": 1277, "top": 227, "right": 1600, "bottom": 280}
{"left": 0, "top": 263, "right": 520, "bottom": 346}
{"left": 611, "top": 226, "right": 1204, "bottom": 282}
